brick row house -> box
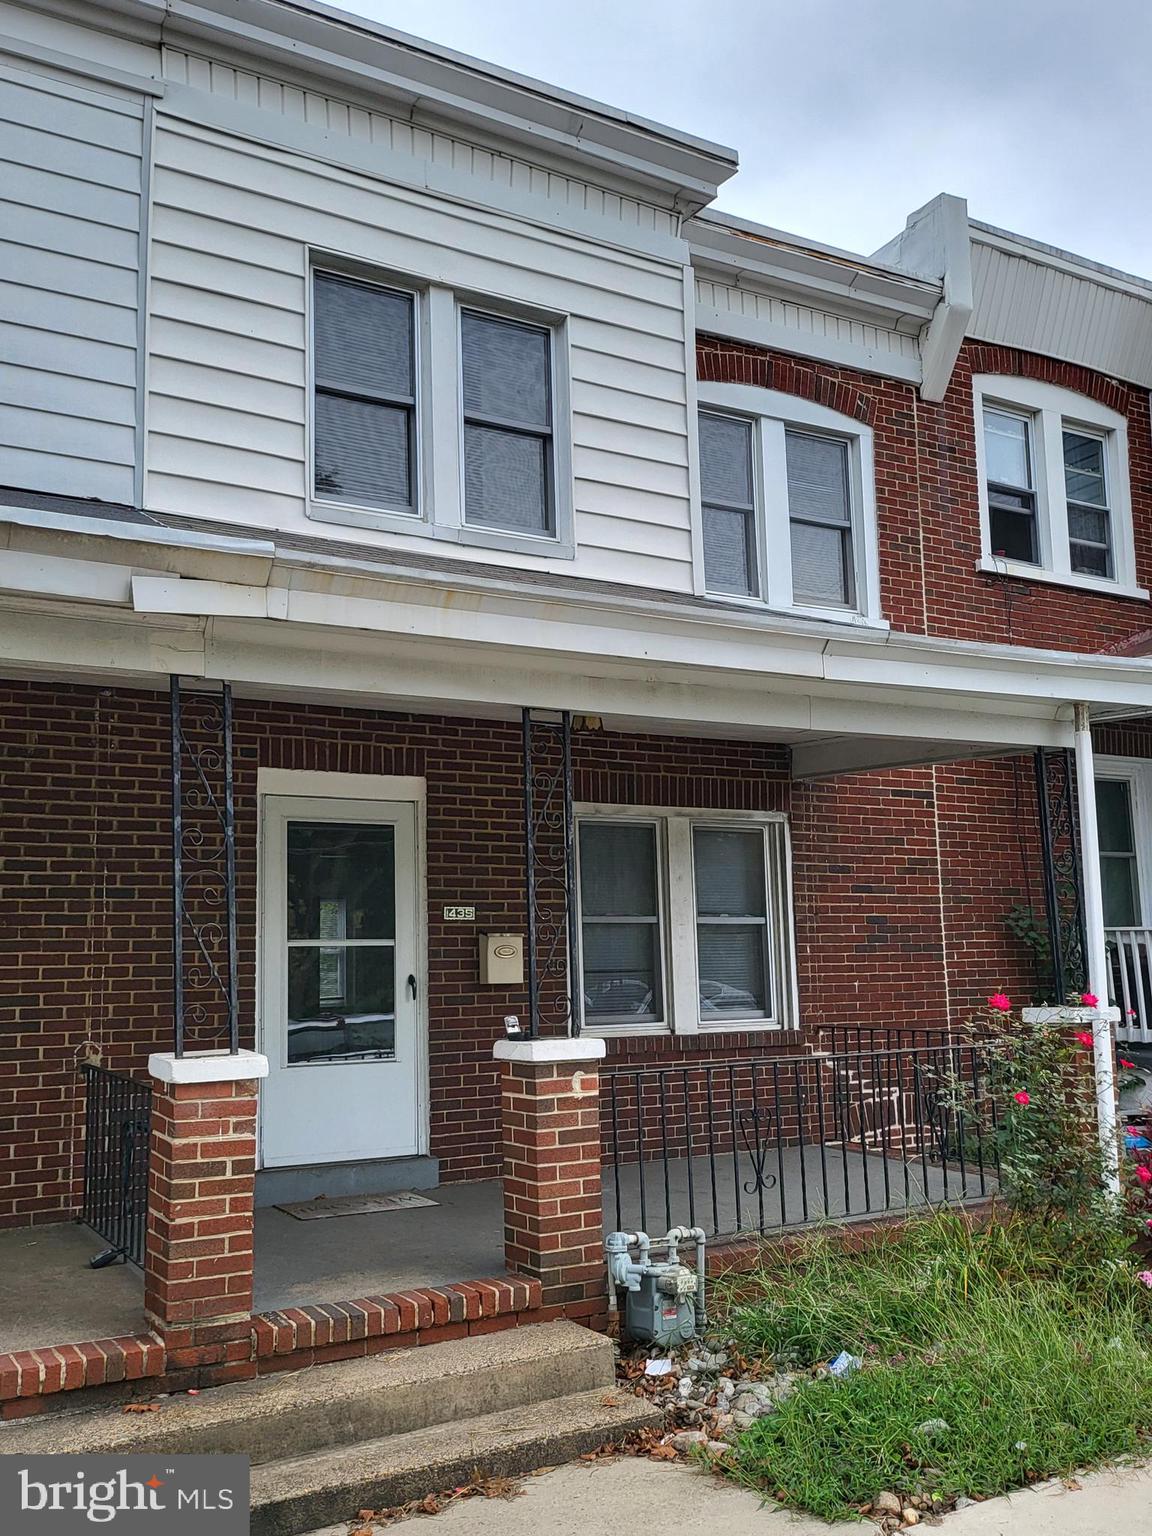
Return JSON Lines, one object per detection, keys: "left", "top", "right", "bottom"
{"left": 3, "top": 0, "right": 1152, "bottom": 1411}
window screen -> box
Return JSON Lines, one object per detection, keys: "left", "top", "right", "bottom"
{"left": 699, "top": 411, "right": 758, "bottom": 596}
{"left": 693, "top": 826, "right": 771, "bottom": 1021}
{"left": 462, "top": 310, "right": 553, "bottom": 534}
{"left": 983, "top": 407, "right": 1038, "bottom": 564}
{"left": 785, "top": 431, "right": 853, "bottom": 607}
{"left": 1064, "top": 429, "right": 1112, "bottom": 578}
{"left": 578, "top": 822, "right": 663, "bottom": 1024}
{"left": 313, "top": 272, "right": 416, "bottom": 511}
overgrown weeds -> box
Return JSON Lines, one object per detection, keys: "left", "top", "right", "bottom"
{"left": 713, "top": 1211, "right": 1152, "bottom": 1520}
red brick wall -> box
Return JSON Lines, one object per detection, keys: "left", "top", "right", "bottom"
{"left": 697, "top": 335, "right": 1152, "bottom": 652}
{"left": 0, "top": 676, "right": 1058, "bottom": 1230}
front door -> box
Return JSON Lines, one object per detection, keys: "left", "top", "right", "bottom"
{"left": 260, "top": 795, "right": 422, "bottom": 1167}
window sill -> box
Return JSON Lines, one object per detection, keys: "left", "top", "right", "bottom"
{"left": 309, "top": 498, "right": 427, "bottom": 539}
{"left": 581, "top": 1020, "right": 791, "bottom": 1040}
{"left": 976, "top": 555, "right": 1149, "bottom": 602}
{"left": 307, "top": 499, "right": 574, "bottom": 561}
{"left": 440, "top": 522, "right": 575, "bottom": 561}
{"left": 702, "top": 590, "right": 889, "bottom": 630}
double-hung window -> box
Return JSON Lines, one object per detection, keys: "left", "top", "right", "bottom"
{"left": 695, "top": 386, "right": 880, "bottom": 623}
{"left": 310, "top": 265, "right": 571, "bottom": 551}
{"left": 313, "top": 272, "right": 417, "bottom": 514}
{"left": 699, "top": 411, "right": 758, "bottom": 597}
{"left": 462, "top": 310, "right": 554, "bottom": 537}
{"left": 982, "top": 407, "right": 1038, "bottom": 564}
{"left": 578, "top": 821, "right": 665, "bottom": 1026}
{"left": 785, "top": 430, "right": 854, "bottom": 608}
{"left": 974, "top": 376, "right": 1139, "bottom": 595}
{"left": 576, "top": 808, "right": 796, "bottom": 1035}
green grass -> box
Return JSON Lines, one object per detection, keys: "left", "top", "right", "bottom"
{"left": 714, "top": 1214, "right": 1152, "bottom": 1520}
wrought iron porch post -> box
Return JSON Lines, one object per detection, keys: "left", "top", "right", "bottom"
{"left": 1033, "top": 746, "right": 1088, "bottom": 1001}
{"left": 522, "top": 707, "right": 582, "bottom": 1038}
{"left": 170, "top": 675, "right": 240, "bottom": 1056}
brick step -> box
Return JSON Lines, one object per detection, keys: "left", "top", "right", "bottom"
{"left": 0, "top": 1321, "right": 611, "bottom": 1462}
{"left": 251, "top": 1387, "right": 662, "bottom": 1536}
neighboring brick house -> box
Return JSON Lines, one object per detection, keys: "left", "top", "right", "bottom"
{"left": 2, "top": 0, "right": 1152, "bottom": 1409}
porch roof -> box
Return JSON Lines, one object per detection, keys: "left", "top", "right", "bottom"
{"left": 4, "top": 492, "right": 1152, "bottom": 776}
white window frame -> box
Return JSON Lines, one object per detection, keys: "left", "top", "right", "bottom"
{"left": 575, "top": 803, "right": 799, "bottom": 1037}
{"left": 973, "top": 375, "right": 1144, "bottom": 599}
{"left": 1095, "top": 756, "right": 1152, "bottom": 929}
{"left": 306, "top": 254, "right": 574, "bottom": 558}
{"left": 693, "top": 383, "right": 883, "bottom": 627}
{"left": 575, "top": 815, "right": 670, "bottom": 1029}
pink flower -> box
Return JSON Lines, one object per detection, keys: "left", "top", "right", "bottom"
{"left": 1137, "top": 1165, "right": 1152, "bottom": 1187}
{"left": 1081, "top": 992, "right": 1100, "bottom": 1007}
{"left": 1138, "top": 1272, "right": 1152, "bottom": 1288}
{"left": 1129, "top": 1009, "right": 1138, "bottom": 1018}
{"left": 1145, "top": 1218, "right": 1152, "bottom": 1231}
{"left": 1075, "top": 1031, "right": 1094, "bottom": 1048}
{"left": 988, "top": 993, "right": 1012, "bottom": 1012}
{"left": 1013, "top": 1090, "right": 1031, "bottom": 1106}
{"left": 1121, "top": 1059, "right": 1137, "bottom": 1070}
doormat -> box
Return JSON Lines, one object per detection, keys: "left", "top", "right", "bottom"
{"left": 275, "top": 1191, "right": 440, "bottom": 1220}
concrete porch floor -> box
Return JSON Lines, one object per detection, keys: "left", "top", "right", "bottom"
{"left": 252, "top": 1179, "right": 507, "bottom": 1313}
{"left": 0, "top": 1149, "right": 992, "bottom": 1356}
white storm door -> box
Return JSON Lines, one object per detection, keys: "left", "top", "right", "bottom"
{"left": 260, "top": 796, "right": 421, "bottom": 1167}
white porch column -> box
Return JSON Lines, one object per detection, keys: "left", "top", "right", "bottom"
{"left": 1073, "top": 702, "right": 1121, "bottom": 1192}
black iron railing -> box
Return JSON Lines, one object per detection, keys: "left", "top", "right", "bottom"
{"left": 602, "top": 1043, "right": 998, "bottom": 1240}
{"left": 80, "top": 1064, "right": 151, "bottom": 1268}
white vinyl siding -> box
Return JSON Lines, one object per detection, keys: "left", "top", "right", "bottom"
{"left": 0, "top": 58, "right": 144, "bottom": 501}
{"left": 145, "top": 116, "right": 695, "bottom": 590}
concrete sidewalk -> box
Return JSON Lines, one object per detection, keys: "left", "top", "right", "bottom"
{"left": 307, "top": 1457, "right": 1152, "bottom": 1535}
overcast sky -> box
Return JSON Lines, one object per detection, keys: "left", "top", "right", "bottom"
{"left": 323, "top": 0, "right": 1151, "bottom": 277}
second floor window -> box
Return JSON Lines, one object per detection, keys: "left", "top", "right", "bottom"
{"left": 310, "top": 265, "right": 571, "bottom": 551}
{"left": 696, "top": 389, "right": 878, "bottom": 621}
{"left": 974, "top": 376, "right": 1138, "bottom": 595}
{"left": 462, "top": 311, "right": 554, "bottom": 535}
{"left": 313, "top": 272, "right": 417, "bottom": 513}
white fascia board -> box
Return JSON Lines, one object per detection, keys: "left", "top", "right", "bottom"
{"left": 160, "top": 0, "right": 738, "bottom": 208}
{"left": 162, "top": 89, "right": 690, "bottom": 265}
{"left": 0, "top": 600, "right": 1129, "bottom": 755}
{"left": 693, "top": 303, "right": 922, "bottom": 385}
{"left": 127, "top": 567, "right": 1152, "bottom": 718}
{"left": 0, "top": 550, "right": 133, "bottom": 605}
{"left": 0, "top": 504, "right": 276, "bottom": 561}
{"left": 688, "top": 227, "right": 940, "bottom": 325}
{"left": 0, "top": 29, "right": 167, "bottom": 96}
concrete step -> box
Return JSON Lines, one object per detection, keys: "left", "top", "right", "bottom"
{"left": 251, "top": 1386, "right": 663, "bottom": 1536}
{"left": 0, "top": 1322, "right": 613, "bottom": 1464}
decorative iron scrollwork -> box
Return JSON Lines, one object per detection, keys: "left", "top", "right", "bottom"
{"left": 522, "top": 708, "right": 582, "bottom": 1038}
{"left": 1034, "top": 747, "right": 1088, "bottom": 1001}
{"left": 171, "top": 676, "right": 239, "bottom": 1055}
{"left": 738, "top": 1106, "right": 778, "bottom": 1194}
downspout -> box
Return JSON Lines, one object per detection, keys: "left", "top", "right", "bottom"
{"left": 1073, "top": 702, "right": 1121, "bottom": 1193}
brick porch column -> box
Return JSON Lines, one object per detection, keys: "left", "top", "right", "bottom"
{"left": 144, "top": 1050, "right": 268, "bottom": 1379}
{"left": 494, "top": 1036, "right": 607, "bottom": 1325}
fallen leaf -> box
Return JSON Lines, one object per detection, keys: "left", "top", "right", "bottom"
{"left": 121, "top": 1402, "right": 161, "bottom": 1414}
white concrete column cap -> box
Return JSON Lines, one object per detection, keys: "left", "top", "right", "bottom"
{"left": 148, "top": 1048, "right": 269, "bottom": 1084}
{"left": 1021, "top": 1006, "right": 1121, "bottom": 1025}
{"left": 494, "top": 1037, "right": 607, "bottom": 1064}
